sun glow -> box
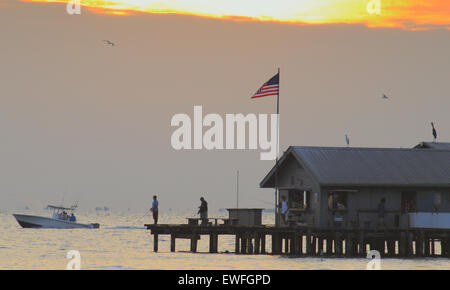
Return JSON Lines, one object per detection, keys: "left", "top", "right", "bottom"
{"left": 22, "top": 0, "right": 450, "bottom": 29}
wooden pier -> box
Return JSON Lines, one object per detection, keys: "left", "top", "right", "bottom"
{"left": 145, "top": 224, "right": 450, "bottom": 258}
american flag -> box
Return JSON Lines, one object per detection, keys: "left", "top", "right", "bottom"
{"left": 251, "top": 73, "right": 279, "bottom": 99}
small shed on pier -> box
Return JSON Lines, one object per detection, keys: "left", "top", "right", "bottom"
{"left": 260, "top": 144, "right": 450, "bottom": 229}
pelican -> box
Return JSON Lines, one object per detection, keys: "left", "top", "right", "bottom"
{"left": 431, "top": 122, "right": 437, "bottom": 142}
{"left": 103, "top": 40, "right": 115, "bottom": 46}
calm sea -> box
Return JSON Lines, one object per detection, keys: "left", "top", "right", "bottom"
{"left": 1, "top": 210, "right": 449, "bottom": 270}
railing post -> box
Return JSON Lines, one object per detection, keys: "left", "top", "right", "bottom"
{"left": 170, "top": 234, "right": 176, "bottom": 252}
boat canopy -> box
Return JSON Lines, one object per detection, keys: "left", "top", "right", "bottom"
{"left": 47, "top": 205, "right": 77, "bottom": 211}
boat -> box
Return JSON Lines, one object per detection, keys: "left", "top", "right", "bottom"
{"left": 13, "top": 205, "right": 100, "bottom": 229}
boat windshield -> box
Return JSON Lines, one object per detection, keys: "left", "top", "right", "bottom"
{"left": 49, "top": 205, "right": 77, "bottom": 222}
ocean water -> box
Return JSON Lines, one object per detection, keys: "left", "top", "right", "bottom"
{"left": 1, "top": 210, "right": 449, "bottom": 270}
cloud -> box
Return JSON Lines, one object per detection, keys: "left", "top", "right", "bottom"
{"left": 20, "top": 0, "right": 450, "bottom": 30}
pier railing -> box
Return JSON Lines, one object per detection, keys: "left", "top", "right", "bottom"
{"left": 145, "top": 223, "right": 450, "bottom": 258}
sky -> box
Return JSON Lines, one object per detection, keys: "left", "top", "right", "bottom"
{"left": 0, "top": 0, "right": 449, "bottom": 212}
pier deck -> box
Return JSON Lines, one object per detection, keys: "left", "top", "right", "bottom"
{"left": 145, "top": 223, "right": 450, "bottom": 258}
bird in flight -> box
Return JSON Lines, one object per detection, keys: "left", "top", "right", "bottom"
{"left": 103, "top": 40, "right": 115, "bottom": 46}
{"left": 431, "top": 122, "right": 437, "bottom": 142}
{"left": 382, "top": 94, "right": 389, "bottom": 99}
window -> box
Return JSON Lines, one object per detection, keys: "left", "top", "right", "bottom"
{"left": 288, "top": 190, "right": 310, "bottom": 209}
{"left": 328, "top": 192, "right": 348, "bottom": 210}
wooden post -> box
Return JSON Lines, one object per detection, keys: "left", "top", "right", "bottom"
{"left": 441, "top": 238, "right": 449, "bottom": 257}
{"left": 214, "top": 234, "right": 218, "bottom": 253}
{"left": 248, "top": 235, "right": 254, "bottom": 254}
{"left": 431, "top": 238, "right": 435, "bottom": 256}
{"left": 399, "top": 232, "right": 406, "bottom": 257}
{"left": 241, "top": 236, "right": 248, "bottom": 254}
{"left": 407, "top": 231, "right": 414, "bottom": 256}
{"left": 387, "top": 239, "right": 395, "bottom": 257}
{"left": 170, "top": 234, "right": 176, "bottom": 252}
{"left": 209, "top": 234, "right": 214, "bottom": 253}
{"left": 424, "top": 233, "right": 430, "bottom": 257}
{"left": 299, "top": 234, "right": 304, "bottom": 255}
{"left": 209, "top": 234, "right": 218, "bottom": 253}
{"left": 374, "top": 238, "right": 384, "bottom": 257}
{"left": 326, "top": 236, "right": 332, "bottom": 256}
{"left": 153, "top": 234, "right": 159, "bottom": 252}
{"left": 358, "top": 231, "right": 365, "bottom": 256}
{"left": 293, "top": 234, "right": 301, "bottom": 256}
{"left": 235, "top": 235, "right": 240, "bottom": 254}
{"left": 271, "top": 234, "right": 276, "bottom": 254}
{"left": 190, "top": 235, "right": 198, "bottom": 253}
{"left": 306, "top": 230, "right": 312, "bottom": 255}
{"left": 335, "top": 232, "right": 342, "bottom": 256}
{"left": 254, "top": 234, "right": 261, "bottom": 254}
{"left": 417, "top": 230, "right": 424, "bottom": 257}
{"left": 284, "top": 237, "right": 289, "bottom": 254}
{"left": 346, "top": 234, "right": 354, "bottom": 257}
{"left": 447, "top": 238, "right": 450, "bottom": 258}
{"left": 261, "top": 235, "right": 266, "bottom": 254}
{"left": 318, "top": 237, "right": 324, "bottom": 256}
{"left": 313, "top": 236, "right": 318, "bottom": 255}
{"left": 272, "top": 233, "right": 281, "bottom": 255}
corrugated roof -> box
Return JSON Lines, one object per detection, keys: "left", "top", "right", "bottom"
{"left": 415, "top": 142, "right": 450, "bottom": 150}
{"left": 260, "top": 146, "right": 450, "bottom": 188}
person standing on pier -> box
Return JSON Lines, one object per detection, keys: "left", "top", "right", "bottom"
{"left": 198, "top": 197, "right": 208, "bottom": 225}
{"left": 151, "top": 195, "right": 159, "bottom": 224}
{"left": 280, "top": 196, "right": 289, "bottom": 225}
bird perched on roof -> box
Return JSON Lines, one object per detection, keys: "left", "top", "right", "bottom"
{"left": 431, "top": 122, "right": 437, "bottom": 142}
{"left": 103, "top": 40, "right": 115, "bottom": 46}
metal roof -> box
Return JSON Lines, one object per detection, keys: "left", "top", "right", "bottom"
{"left": 414, "top": 142, "right": 450, "bottom": 150}
{"left": 260, "top": 146, "right": 450, "bottom": 188}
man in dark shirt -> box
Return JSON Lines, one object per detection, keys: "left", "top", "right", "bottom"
{"left": 151, "top": 195, "right": 159, "bottom": 224}
{"left": 198, "top": 197, "right": 208, "bottom": 225}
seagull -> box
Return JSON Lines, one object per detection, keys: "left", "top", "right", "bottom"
{"left": 431, "top": 122, "right": 437, "bottom": 142}
{"left": 103, "top": 40, "right": 115, "bottom": 46}
{"left": 345, "top": 134, "right": 350, "bottom": 147}
{"left": 382, "top": 94, "right": 389, "bottom": 99}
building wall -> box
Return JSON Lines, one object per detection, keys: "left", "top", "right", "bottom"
{"left": 274, "top": 155, "right": 322, "bottom": 227}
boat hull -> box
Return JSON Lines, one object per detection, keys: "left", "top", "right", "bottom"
{"left": 13, "top": 214, "right": 99, "bottom": 229}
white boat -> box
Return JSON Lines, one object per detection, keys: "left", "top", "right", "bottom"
{"left": 13, "top": 205, "right": 100, "bottom": 229}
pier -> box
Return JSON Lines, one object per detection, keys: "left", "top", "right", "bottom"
{"left": 145, "top": 223, "right": 450, "bottom": 258}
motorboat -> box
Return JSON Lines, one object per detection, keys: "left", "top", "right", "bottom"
{"left": 13, "top": 205, "right": 100, "bottom": 229}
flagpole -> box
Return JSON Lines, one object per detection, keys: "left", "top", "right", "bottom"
{"left": 236, "top": 170, "right": 239, "bottom": 209}
{"left": 275, "top": 67, "right": 280, "bottom": 227}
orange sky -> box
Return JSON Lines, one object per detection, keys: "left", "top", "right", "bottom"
{"left": 2, "top": 0, "right": 450, "bottom": 210}
{"left": 20, "top": 0, "right": 450, "bottom": 30}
